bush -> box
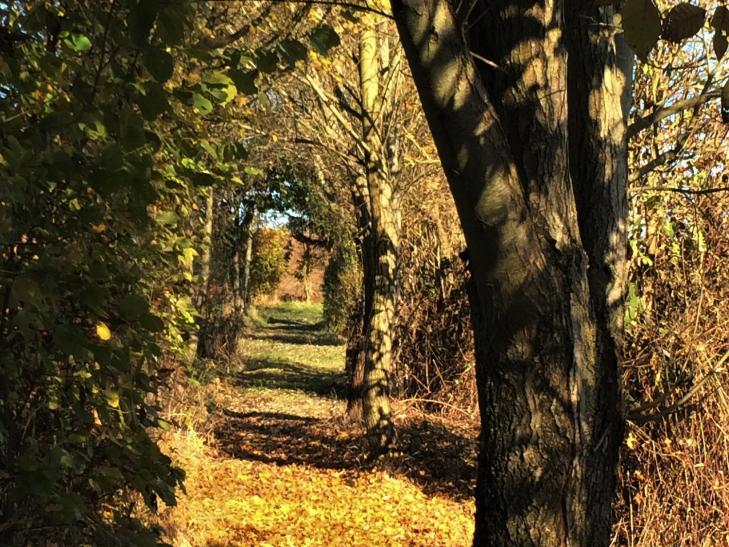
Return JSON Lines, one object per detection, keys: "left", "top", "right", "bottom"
{"left": 394, "top": 255, "right": 475, "bottom": 409}
{"left": 322, "top": 241, "right": 361, "bottom": 336}
{"left": 250, "top": 228, "right": 289, "bottom": 299}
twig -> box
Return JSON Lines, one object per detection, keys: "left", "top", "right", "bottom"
{"left": 394, "top": 397, "right": 474, "bottom": 418}
{"left": 628, "top": 350, "right": 729, "bottom": 425}
{"left": 630, "top": 186, "right": 729, "bottom": 196}
{"left": 627, "top": 90, "right": 720, "bottom": 139}
{"left": 205, "top": 0, "right": 394, "bottom": 20}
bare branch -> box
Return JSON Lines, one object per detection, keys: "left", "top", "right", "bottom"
{"left": 201, "top": 2, "right": 274, "bottom": 48}
{"left": 627, "top": 350, "right": 728, "bottom": 425}
{"left": 206, "top": 0, "right": 394, "bottom": 20}
{"left": 630, "top": 185, "right": 729, "bottom": 196}
{"left": 628, "top": 89, "right": 721, "bottom": 139}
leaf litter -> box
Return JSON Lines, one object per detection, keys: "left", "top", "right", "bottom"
{"left": 150, "top": 305, "right": 476, "bottom": 546}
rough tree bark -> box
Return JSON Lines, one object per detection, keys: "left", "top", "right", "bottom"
{"left": 359, "top": 19, "right": 401, "bottom": 451}
{"left": 346, "top": 174, "right": 375, "bottom": 422}
{"left": 392, "top": 0, "right": 629, "bottom": 544}
{"left": 296, "top": 29, "right": 402, "bottom": 446}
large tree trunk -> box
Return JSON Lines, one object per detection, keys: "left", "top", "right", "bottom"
{"left": 564, "top": 7, "right": 633, "bottom": 538}
{"left": 359, "top": 20, "right": 400, "bottom": 451}
{"left": 392, "top": 0, "right": 628, "bottom": 544}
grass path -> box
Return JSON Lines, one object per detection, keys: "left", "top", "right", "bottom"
{"left": 157, "top": 302, "right": 476, "bottom": 546}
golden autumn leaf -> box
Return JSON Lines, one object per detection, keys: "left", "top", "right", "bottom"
{"left": 626, "top": 432, "right": 638, "bottom": 450}
{"left": 92, "top": 408, "right": 102, "bottom": 426}
{"left": 95, "top": 322, "right": 112, "bottom": 341}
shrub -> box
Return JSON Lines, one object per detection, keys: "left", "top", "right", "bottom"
{"left": 250, "top": 228, "right": 289, "bottom": 299}
{"left": 322, "top": 241, "right": 361, "bottom": 336}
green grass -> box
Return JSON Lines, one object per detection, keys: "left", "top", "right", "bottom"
{"left": 237, "top": 301, "right": 346, "bottom": 400}
{"left": 257, "top": 301, "right": 323, "bottom": 325}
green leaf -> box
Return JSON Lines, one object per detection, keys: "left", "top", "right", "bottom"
{"left": 255, "top": 49, "right": 279, "bottom": 73}
{"left": 714, "top": 31, "right": 728, "bottom": 60}
{"left": 662, "top": 4, "right": 706, "bottom": 43}
{"left": 244, "top": 166, "right": 265, "bottom": 177}
{"left": 136, "top": 81, "right": 170, "bottom": 121}
{"left": 309, "top": 24, "right": 340, "bottom": 54}
{"left": 229, "top": 69, "right": 257, "bottom": 95}
{"left": 101, "top": 143, "right": 124, "bottom": 171}
{"left": 172, "top": 87, "right": 194, "bottom": 104}
{"left": 199, "top": 140, "right": 219, "bottom": 159}
{"left": 722, "top": 79, "right": 729, "bottom": 123}
{"left": 120, "top": 109, "right": 146, "bottom": 151}
{"left": 53, "top": 324, "right": 86, "bottom": 356}
{"left": 155, "top": 210, "right": 179, "bottom": 227}
{"left": 143, "top": 47, "right": 174, "bottom": 82}
{"left": 140, "top": 313, "right": 164, "bottom": 333}
{"left": 622, "top": 0, "right": 662, "bottom": 60}
{"left": 119, "top": 294, "right": 149, "bottom": 321}
{"left": 278, "top": 39, "right": 308, "bottom": 65}
{"left": 712, "top": 6, "right": 729, "bottom": 33}
{"left": 202, "top": 71, "right": 237, "bottom": 104}
{"left": 202, "top": 71, "right": 234, "bottom": 86}
{"left": 157, "top": 4, "right": 187, "bottom": 46}
{"left": 129, "top": 1, "right": 159, "bottom": 46}
{"left": 105, "top": 386, "right": 120, "bottom": 408}
{"left": 189, "top": 171, "right": 216, "bottom": 186}
{"left": 64, "top": 33, "right": 92, "bottom": 53}
{"left": 192, "top": 93, "right": 213, "bottom": 115}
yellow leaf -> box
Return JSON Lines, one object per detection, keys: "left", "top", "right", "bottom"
{"left": 92, "top": 408, "right": 102, "bottom": 426}
{"left": 95, "top": 322, "right": 112, "bottom": 341}
{"left": 626, "top": 432, "right": 638, "bottom": 450}
{"left": 105, "top": 386, "right": 120, "bottom": 408}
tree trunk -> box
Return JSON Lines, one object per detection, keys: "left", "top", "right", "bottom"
{"left": 392, "top": 0, "right": 628, "bottom": 544}
{"left": 564, "top": 7, "right": 633, "bottom": 538}
{"left": 240, "top": 204, "right": 255, "bottom": 313}
{"left": 359, "top": 20, "right": 400, "bottom": 452}
{"left": 232, "top": 211, "right": 242, "bottom": 321}
{"left": 346, "top": 174, "right": 375, "bottom": 422}
{"left": 345, "top": 296, "right": 367, "bottom": 421}
{"left": 195, "top": 187, "right": 215, "bottom": 359}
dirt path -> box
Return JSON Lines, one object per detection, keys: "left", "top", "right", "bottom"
{"left": 157, "top": 303, "right": 476, "bottom": 546}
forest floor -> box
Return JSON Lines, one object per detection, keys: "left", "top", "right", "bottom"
{"left": 153, "top": 302, "right": 478, "bottom": 546}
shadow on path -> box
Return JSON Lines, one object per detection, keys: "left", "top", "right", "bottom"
{"left": 215, "top": 409, "right": 477, "bottom": 501}
{"left": 252, "top": 314, "right": 342, "bottom": 347}
{"left": 233, "top": 357, "right": 347, "bottom": 398}
{"left": 221, "top": 308, "right": 478, "bottom": 501}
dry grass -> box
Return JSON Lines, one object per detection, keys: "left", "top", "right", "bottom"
{"left": 612, "top": 190, "right": 729, "bottom": 546}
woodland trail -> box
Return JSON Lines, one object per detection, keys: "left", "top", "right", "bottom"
{"left": 155, "top": 302, "right": 476, "bottom": 546}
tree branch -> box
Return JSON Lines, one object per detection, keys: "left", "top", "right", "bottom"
{"left": 206, "top": 0, "right": 393, "bottom": 20}
{"left": 201, "top": 3, "right": 274, "bottom": 49}
{"left": 628, "top": 89, "right": 721, "bottom": 139}
{"left": 628, "top": 350, "right": 728, "bottom": 425}
{"left": 291, "top": 230, "right": 331, "bottom": 248}
{"left": 630, "top": 185, "right": 729, "bottom": 196}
